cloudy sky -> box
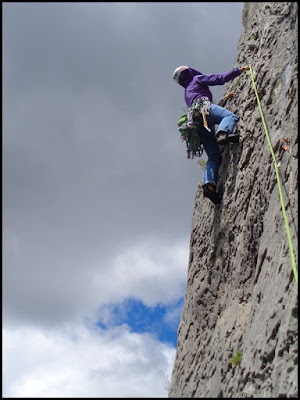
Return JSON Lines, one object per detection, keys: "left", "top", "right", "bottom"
{"left": 3, "top": 2, "right": 244, "bottom": 397}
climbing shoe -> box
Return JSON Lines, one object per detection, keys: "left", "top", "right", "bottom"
{"left": 203, "top": 184, "right": 222, "bottom": 205}
{"left": 227, "top": 133, "right": 240, "bottom": 143}
{"left": 217, "top": 132, "right": 239, "bottom": 145}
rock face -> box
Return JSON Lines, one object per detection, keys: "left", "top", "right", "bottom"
{"left": 169, "top": 3, "right": 298, "bottom": 398}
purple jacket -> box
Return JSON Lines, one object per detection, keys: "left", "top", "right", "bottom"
{"left": 178, "top": 67, "right": 241, "bottom": 107}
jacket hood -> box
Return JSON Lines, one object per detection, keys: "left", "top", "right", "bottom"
{"left": 178, "top": 67, "right": 202, "bottom": 88}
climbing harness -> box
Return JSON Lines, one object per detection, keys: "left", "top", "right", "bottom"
{"left": 177, "top": 97, "right": 212, "bottom": 160}
{"left": 187, "top": 98, "right": 211, "bottom": 132}
{"left": 249, "top": 64, "right": 298, "bottom": 284}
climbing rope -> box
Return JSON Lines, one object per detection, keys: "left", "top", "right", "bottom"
{"left": 249, "top": 64, "right": 298, "bottom": 284}
{"left": 219, "top": 68, "right": 247, "bottom": 107}
{"left": 220, "top": 45, "right": 259, "bottom": 107}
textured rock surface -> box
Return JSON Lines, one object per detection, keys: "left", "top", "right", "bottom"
{"left": 169, "top": 3, "right": 298, "bottom": 398}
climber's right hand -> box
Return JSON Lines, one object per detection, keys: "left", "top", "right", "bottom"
{"left": 240, "top": 65, "right": 250, "bottom": 73}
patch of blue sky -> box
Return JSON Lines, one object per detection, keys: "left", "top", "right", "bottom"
{"left": 98, "top": 297, "right": 184, "bottom": 347}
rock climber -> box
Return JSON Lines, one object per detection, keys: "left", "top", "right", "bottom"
{"left": 173, "top": 65, "right": 250, "bottom": 204}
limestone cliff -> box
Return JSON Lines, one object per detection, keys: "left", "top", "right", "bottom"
{"left": 169, "top": 3, "right": 298, "bottom": 398}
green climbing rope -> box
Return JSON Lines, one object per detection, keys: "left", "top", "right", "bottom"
{"left": 219, "top": 68, "right": 247, "bottom": 107}
{"left": 249, "top": 64, "right": 298, "bottom": 284}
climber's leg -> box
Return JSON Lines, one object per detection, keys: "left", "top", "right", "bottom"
{"left": 199, "top": 124, "right": 222, "bottom": 189}
{"left": 209, "top": 103, "right": 239, "bottom": 144}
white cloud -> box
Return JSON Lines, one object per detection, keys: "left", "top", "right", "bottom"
{"left": 90, "top": 238, "right": 189, "bottom": 308}
{"left": 3, "top": 322, "right": 176, "bottom": 398}
{"left": 3, "top": 2, "right": 244, "bottom": 397}
{"left": 3, "top": 238, "right": 184, "bottom": 397}
{"left": 3, "top": 235, "right": 189, "bottom": 328}
{"left": 163, "top": 300, "right": 185, "bottom": 326}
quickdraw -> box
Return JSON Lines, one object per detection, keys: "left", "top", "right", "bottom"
{"left": 219, "top": 45, "right": 260, "bottom": 107}
{"left": 281, "top": 138, "right": 289, "bottom": 152}
{"left": 277, "top": 138, "right": 290, "bottom": 167}
{"left": 219, "top": 69, "right": 247, "bottom": 107}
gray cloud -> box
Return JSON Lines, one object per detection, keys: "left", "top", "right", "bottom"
{"left": 3, "top": 323, "right": 176, "bottom": 397}
{"left": 3, "top": 3, "right": 244, "bottom": 396}
{"left": 3, "top": 2, "right": 244, "bottom": 326}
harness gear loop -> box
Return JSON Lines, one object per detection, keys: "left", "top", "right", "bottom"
{"left": 177, "top": 98, "right": 213, "bottom": 161}
{"left": 187, "top": 98, "right": 211, "bottom": 132}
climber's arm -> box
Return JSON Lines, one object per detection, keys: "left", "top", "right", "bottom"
{"left": 217, "top": 91, "right": 236, "bottom": 107}
{"left": 198, "top": 66, "right": 250, "bottom": 87}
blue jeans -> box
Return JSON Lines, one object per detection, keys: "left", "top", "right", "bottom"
{"left": 199, "top": 103, "right": 239, "bottom": 187}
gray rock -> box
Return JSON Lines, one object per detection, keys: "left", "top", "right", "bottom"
{"left": 168, "top": 2, "right": 298, "bottom": 398}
